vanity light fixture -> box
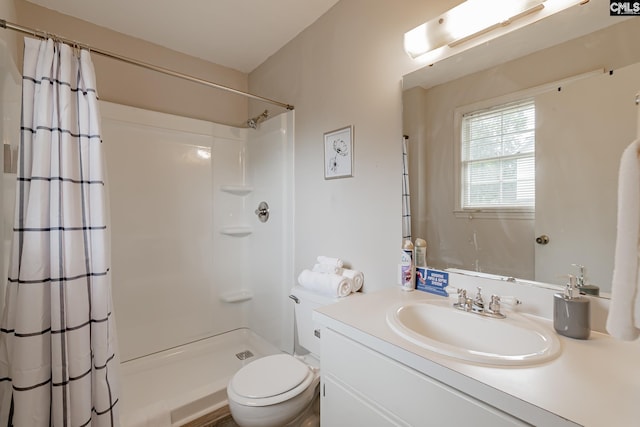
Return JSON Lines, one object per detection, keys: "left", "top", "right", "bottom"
{"left": 404, "top": 0, "right": 589, "bottom": 63}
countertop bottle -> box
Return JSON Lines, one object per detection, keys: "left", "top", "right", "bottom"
{"left": 414, "top": 238, "right": 427, "bottom": 268}
{"left": 553, "top": 275, "right": 590, "bottom": 340}
{"left": 413, "top": 238, "right": 427, "bottom": 290}
{"left": 401, "top": 239, "right": 414, "bottom": 291}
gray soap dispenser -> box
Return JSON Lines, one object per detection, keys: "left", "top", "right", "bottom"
{"left": 553, "top": 275, "right": 590, "bottom": 339}
{"left": 572, "top": 263, "right": 600, "bottom": 296}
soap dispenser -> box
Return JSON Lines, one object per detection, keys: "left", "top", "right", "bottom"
{"left": 553, "top": 275, "right": 590, "bottom": 340}
{"left": 572, "top": 263, "right": 600, "bottom": 296}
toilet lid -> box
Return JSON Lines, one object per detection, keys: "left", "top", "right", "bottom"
{"left": 231, "top": 354, "right": 311, "bottom": 399}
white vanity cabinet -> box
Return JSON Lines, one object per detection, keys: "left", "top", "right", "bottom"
{"left": 315, "top": 287, "right": 640, "bottom": 426}
{"left": 320, "top": 328, "right": 529, "bottom": 427}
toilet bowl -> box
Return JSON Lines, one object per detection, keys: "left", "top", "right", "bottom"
{"left": 227, "top": 354, "right": 320, "bottom": 427}
{"left": 227, "top": 286, "right": 337, "bottom": 427}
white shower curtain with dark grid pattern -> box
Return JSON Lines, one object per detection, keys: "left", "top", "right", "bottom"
{"left": 0, "top": 38, "right": 120, "bottom": 426}
{"left": 402, "top": 136, "right": 411, "bottom": 241}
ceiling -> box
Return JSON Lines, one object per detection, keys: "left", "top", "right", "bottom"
{"left": 24, "top": 0, "right": 340, "bottom": 73}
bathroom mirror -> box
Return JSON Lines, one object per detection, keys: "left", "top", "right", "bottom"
{"left": 402, "top": 1, "right": 639, "bottom": 297}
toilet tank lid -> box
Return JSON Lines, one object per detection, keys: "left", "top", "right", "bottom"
{"left": 230, "top": 354, "right": 311, "bottom": 399}
{"left": 290, "top": 285, "right": 342, "bottom": 304}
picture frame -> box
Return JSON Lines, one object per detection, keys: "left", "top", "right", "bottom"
{"left": 323, "top": 125, "right": 353, "bottom": 179}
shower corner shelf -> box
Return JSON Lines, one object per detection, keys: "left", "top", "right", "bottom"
{"left": 220, "top": 226, "right": 253, "bottom": 237}
{"left": 220, "top": 290, "right": 254, "bottom": 303}
{"left": 220, "top": 185, "right": 253, "bottom": 196}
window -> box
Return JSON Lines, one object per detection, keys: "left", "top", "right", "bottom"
{"left": 459, "top": 98, "right": 535, "bottom": 213}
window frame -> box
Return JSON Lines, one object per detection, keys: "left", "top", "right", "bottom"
{"left": 449, "top": 70, "right": 603, "bottom": 220}
{"left": 453, "top": 93, "right": 537, "bottom": 220}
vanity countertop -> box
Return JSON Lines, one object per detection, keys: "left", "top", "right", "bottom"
{"left": 314, "top": 287, "right": 640, "bottom": 427}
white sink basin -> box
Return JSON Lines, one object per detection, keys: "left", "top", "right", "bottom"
{"left": 386, "top": 300, "right": 561, "bottom": 366}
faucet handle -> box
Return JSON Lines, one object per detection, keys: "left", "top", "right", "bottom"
{"left": 486, "top": 294, "right": 507, "bottom": 319}
{"left": 452, "top": 288, "right": 472, "bottom": 311}
{"left": 488, "top": 295, "right": 501, "bottom": 313}
{"left": 457, "top": 288, "right": 467, "bottom": 305}
{"left": 572, "top": 263, "right": 585, "bottom": 287}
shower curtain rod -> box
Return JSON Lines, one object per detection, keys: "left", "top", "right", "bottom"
{"left": 0, "top": 19, "right": 295, "bottom": 111}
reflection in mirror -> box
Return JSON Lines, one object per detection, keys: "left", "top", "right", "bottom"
{"left": 402, "top": 4, "right": 640, "bottom": 298}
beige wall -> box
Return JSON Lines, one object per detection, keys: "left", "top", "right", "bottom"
{"left": 13, "top": 0, "right": 249, "bottom": 126}
{"left": 249, "top": 0, "right": 460, "bottom": 292}
{"left": 0, "top": 0, "right": 17, "bottom": 63}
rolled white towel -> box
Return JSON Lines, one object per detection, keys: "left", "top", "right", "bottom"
{"left": 297, "top": 269, "right": 353, "bottom": 297}
{"left": 312, "top": 263, "right": 340, "bottom": 274}
{"left": 317, "top": 256, "right": 344, "bottom": 268}
{"left": 340, "top": 268, "right": 364, "bottom": 292}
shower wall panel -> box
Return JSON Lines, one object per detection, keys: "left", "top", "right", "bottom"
{"left": 246, "top": 112, "right": 295, "bottom": 353}
{"left": 101, "top": 102, "right": 249, "bottom": 361}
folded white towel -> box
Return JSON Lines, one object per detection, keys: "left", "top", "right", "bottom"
{"left": 317, "top": 256, "right": 344, "bottom": 268}
{"left": 297, "top": 269, "right": 352, "bottom": 297}
{"left": 606, "top": 139, "right": 640, "bottom": 341}
{"left": 312, "top": 263, "right": 340, "bottom": 274}
{"left": 340, "top": 268, "right": 364, "bottom": 292}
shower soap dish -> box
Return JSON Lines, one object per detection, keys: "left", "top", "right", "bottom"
{"left": 220, "top": 185, "right": 253, "bottom": 196}
{"left": 220, "top": 290, "right": 254, "bottom": 303}
{"left": 220, "top": 226, "right": 253, "bottom": 237}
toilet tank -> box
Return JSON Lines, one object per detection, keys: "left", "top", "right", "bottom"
{"left": 290, "top": 286, "right": 339, "bottom": 357}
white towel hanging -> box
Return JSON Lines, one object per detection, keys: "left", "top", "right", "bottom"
{"left": 606, "top": 138, "right": 640, "bottom": 341}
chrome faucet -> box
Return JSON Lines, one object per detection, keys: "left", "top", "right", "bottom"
{"left": 453, "top": 287, "right": 515, "bottom": 319}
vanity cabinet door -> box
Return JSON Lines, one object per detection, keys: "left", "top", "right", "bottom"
{"left": 321, "top": 375, "right": 406, "bottom": 427}
{"left": 321, "top": 328, "right": 530, "bottom": 427}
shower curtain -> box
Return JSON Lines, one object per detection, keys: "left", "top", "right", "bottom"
{"left": 0, "top": 38, "right": 120, "bottom": 426}
{"left": 402, "top": 136, "right": 412, "bottom": 240}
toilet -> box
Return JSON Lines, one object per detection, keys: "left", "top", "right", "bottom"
{"left": 227, "top": 286, "right": 337, "bottom": 427}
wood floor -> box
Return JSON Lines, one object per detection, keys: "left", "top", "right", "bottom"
{"left": 180, "top": 405, "right": 239, "bottom": 427}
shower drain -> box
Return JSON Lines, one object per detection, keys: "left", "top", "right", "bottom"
{"left": 235, "top": 350, "right": 254, "bottom": 360}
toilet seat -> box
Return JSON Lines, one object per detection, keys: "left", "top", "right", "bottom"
{"left": 228, "top": 354, "right": 316, "bottom": 407}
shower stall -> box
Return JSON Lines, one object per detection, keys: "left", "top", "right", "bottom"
{"left": 100, "top": 102, "right": 295, "bottom": 425}
{"left": 1, "top": 42, "right": 295, "bottom": 422}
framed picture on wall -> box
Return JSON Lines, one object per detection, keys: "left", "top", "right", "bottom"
{"left": 324, "top": 125, "right": 353, "bottom": 179}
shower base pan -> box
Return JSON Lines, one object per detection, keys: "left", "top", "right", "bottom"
{"left": 119, "top": 328, "right": 281, "bottom": 427}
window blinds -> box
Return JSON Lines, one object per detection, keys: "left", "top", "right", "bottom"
{"left": 461, "top": 99, "right": 535, "bottom": 209}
